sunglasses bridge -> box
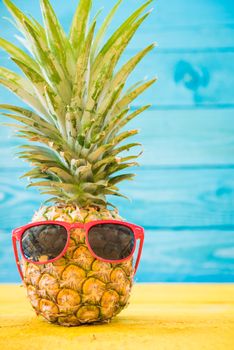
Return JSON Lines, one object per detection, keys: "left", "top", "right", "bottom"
{"left": 70, "top": 223, "right": 86, "bottom": 229}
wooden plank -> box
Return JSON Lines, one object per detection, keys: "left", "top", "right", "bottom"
{"left": 138, "top": 230, "right": 234, "bottom": 282}
{"left": 1, "top": 50, "right": 234, "bottom": 108}
{"left": 1, "top": 227, "right": 234, "bottom": 282}
{"left": 62, "top": 0, "right": 234, "bottom": 50}
{"left": 0, "top": 285, "right": 234, "bottom": 350}
{"left": 1, "top": 0, "right": 234, "bottom": 108}
{"left": 117, "top": 51, "right": 234, "bottom": 107}
{"left": 114, "top": 167, "right": 234, "bottom": 228}
{"left": 1, "top": 109, "right": 234, "bottom": 167}
{"left": 0, "top": 168, "right": 233, "bottom": 229}
{"left": 135, "top": 108, "right": 234, "bottom": 166}
{"left": 0, "top": 0, "right": 233, "bottom": 50}
{"left": 1, "top": 0, "right": 233, "bottom": 27}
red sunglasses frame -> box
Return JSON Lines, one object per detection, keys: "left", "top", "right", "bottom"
{"left": 12, "top": 220, "right": 144, "bottom": 280}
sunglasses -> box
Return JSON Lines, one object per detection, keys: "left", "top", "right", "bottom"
{"left": 12, "top": 220, "right": 144, "bottom": 280}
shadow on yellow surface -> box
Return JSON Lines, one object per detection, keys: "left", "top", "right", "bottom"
{"left": 0, "top": 284, "right": 234, "bottom": 350}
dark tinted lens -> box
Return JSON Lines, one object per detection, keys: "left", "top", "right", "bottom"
{"left": 22, "top": 224, "right": 67, "bottom": 262}
{"left": 88, "top": 223, "right": 135, "bottom": 261}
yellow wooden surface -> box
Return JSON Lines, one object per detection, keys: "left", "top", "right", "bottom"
{"left": 0, "top": 284, "right": 234, "bottom": 350}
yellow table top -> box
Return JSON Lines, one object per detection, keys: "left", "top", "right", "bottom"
{"left": 0, "top": 284, "right": 234, "bottom": 350}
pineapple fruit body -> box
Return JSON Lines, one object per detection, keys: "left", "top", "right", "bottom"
{"left": 23, "top": 205, "right": 134, "bottom": 326}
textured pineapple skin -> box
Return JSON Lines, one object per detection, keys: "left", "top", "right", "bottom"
{"left": 22, "top": 205, "right": 134, "bottom": 326}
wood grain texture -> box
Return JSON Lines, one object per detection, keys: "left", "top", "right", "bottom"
{"left": 1, "top": 0, "right": 234, "bottom": 49}
{"left": 0, "top": 284, "right": 234, "bottom": 350}
{"left": 1, "top": 49, "right": 234, "bottom": 108}
{"left": 139, "top": 230, "right": 234, "bottom": 282}
{"left": 0, "top": 0, "right": 233, "bottom": 283}
{"left": 1, "top": 227, "right": 234, "bottom": 282}
{"left": 1, "top": 109, "right": 234, "bottom": 167}
{"left": 0, "top": 0, "right": 234, "bottom": 111}
{"left": 114, "top": 168, "right": 234, "bottom": 228}
{"left": 0, "top": 168, "right": 233, "bottom": 230}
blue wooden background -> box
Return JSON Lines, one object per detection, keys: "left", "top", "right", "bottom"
{"left": 0, "top": 0, "right": 234, "bottom": 282}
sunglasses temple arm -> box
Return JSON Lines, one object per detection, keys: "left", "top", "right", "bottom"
{"left": 12, "top": 236, "right": 24, "bottom": 280}
{"left": 134, "top": 235, "right": 144, "bottom": 275}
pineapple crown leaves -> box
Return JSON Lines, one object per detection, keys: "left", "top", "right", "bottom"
{"left": 0, "top": 0, "right": 156, "bottom": 208}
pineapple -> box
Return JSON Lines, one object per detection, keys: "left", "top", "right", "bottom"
{"left": 0, "top": 0, "right": 155, "bottom": 326}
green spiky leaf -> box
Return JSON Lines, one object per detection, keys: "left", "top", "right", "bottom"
{"left": 0, "top": 0, "right": 156, "bottom": 208}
